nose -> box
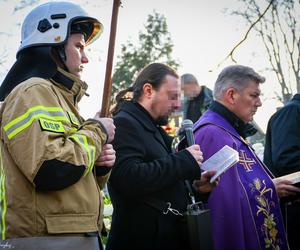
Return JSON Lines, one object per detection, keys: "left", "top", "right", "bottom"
{"left": 82, "top": 50, "right": 89, "bottom": 64}
{"left": 173, "top": 98, "right": 181, "bottom": 111}
{"left": 257, "top": 96, "right": 262, "bottom": 107}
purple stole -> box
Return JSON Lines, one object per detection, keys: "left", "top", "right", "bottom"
{"left": 194, "top": 110, "right": 288, "bottom": 250}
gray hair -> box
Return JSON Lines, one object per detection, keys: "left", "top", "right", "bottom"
{"left": 181, "top": 73, "right": 198, "bottom": 85}
{"left": 213, "top": 65, "right": 265, "bottom": 100}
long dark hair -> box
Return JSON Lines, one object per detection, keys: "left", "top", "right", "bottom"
{"left": 112, "top": 63, "right": 178, "bottom": 115}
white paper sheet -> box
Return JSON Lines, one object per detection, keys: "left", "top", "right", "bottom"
{"left": 274, "top": 171, "right": 300, "bottom": 185}
{"left": 201, "top": 145, "right": 239, "bottom": 183}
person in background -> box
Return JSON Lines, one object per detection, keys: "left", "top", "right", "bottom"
{"left": 192, "top": 65, "right": 300, "bottom": 250}
{"left": 181, "top": 73, "right": 213, "bottom": 122}
{"left": 264, "top": 94, "right": 300, "bottom": 250}
{"left": 107, "top": 63, "right": 216, "bottom": 250}
{"left": 0, "top": 2, "right": 115, "bottom": 249}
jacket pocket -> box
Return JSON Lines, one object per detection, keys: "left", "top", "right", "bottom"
{"left": 45, "top": 214, "right": 98, "bottom": 234}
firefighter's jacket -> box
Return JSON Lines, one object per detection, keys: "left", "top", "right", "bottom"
{"left": 0, "top": 68, "right": 108, "bottom": 239}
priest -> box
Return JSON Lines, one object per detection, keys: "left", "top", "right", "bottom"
{"left": 191, "top": 65, "right": 300, "bottom": 250}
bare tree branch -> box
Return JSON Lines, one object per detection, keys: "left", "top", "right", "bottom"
{"left": 224, "top": 0, "right": 299, "bottom": 104}
{"left": 214, "top": 0, "right": 275, "bottom": 69}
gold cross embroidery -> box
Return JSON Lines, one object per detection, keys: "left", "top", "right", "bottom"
{"left": 239, "top": 150, "right": 255, "bottom": 172}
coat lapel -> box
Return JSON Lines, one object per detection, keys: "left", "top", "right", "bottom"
{"left": 153, "top": 129, "right": 169, "bottom": 151}
{"left": 121, "top": 101, "right": 169, "bottom": 152}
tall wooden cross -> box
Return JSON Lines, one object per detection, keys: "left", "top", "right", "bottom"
{"left": 100, "top": 0, "right": 121, "bottom": 117}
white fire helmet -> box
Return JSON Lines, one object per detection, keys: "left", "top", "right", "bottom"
{"left": 18, "top": 1, "right": 103, "bottom": 54}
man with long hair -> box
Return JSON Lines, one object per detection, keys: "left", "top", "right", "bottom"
{"left": 107, "top": 63, "right": 215, "bottom": 250}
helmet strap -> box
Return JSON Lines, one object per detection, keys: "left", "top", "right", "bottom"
{"left": 51, "top": 46, "right": 68, "bottom": 72}
{"left": 57, "top": 46, "right": 67, "bottom": 62}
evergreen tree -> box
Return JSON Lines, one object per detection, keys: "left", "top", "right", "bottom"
{"left": 112, "top": 11, "right": 179, "bottom": 98}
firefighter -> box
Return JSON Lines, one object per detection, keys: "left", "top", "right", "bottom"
{"left": 0, "top": 2, "right": 115, "bottom": 249}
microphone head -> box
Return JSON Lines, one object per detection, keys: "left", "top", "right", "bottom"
{"left": 181, "top": 119, "right": 193, "bottom": 130}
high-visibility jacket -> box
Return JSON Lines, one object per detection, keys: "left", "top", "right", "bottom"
{"left": 0, "top": 68, "right": 108, "bottom": 239}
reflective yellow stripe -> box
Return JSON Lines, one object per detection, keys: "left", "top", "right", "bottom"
{"left": 3, "top": 106, "right": 69, "bottom": 139}
{"left": 67, "top": 111, "right": 80, "bottom": 126}
{"left": 0, "top": 149, "right": 6, "bottom": 240}
{"left": 69, "top": 134, "right": 96, "bottom": 176}
{"left": 81, "top": 135, "right": 96, "bottom": 175}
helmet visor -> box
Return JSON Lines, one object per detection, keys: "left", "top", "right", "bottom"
{"left": 71, "top": 18, "right": 103, "bottom": 45}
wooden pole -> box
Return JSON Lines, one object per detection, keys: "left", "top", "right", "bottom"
{"left": 100, "top": 0, "right": 121, "bottom": 117}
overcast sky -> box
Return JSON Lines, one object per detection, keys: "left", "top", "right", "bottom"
{"left": 0, "top": 0, "right": 287, "bottom": 131}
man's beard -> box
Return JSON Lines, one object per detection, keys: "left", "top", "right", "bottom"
{"left": 155, "top": 116, "right": 169, "bottom": 126}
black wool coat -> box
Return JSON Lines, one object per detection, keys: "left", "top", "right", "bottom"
{"left": 106, "top": 101, "right": 200, "bottom": 250}
{"left": 264, "top": 94, "right": 300, "bottom": 250}
{"left": 264, "top": 94, "right": 300, "bottom": 176}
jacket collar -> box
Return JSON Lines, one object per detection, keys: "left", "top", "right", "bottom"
{"left": 119, "top": 101, "right": 170, "bottom": 151}
{"left": 51, "top": 67, "right": 88, "bottom": 102}
{"left": 120, "top": 101, "right": 157, "bottom": 131}
{"left": 208, "top": 101, "right": 257, "bottom": 138}
{"left": 291, "top": 94, "right": 300, "bottom": 102}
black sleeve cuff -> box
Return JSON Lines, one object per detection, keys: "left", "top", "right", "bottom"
{"left": 175, "top": 149, "right": 202, "bottom": 180}
{"left": 34, "top": 159, "right": 85, "bottom": 191}
{"left": 95, "top": 166, "right": 112, "bottom": 176}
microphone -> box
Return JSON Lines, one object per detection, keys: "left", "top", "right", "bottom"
{"left": 181, "top": 119, "right": 195, "bottom": 146}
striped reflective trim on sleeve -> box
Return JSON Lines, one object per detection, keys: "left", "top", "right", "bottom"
{"left": 69, "top": 134, "right": 96, "bottom": 176}
{"left": 0, "top": 150, "right": 6, "bottom": 240}
{"left": 3, "top": 106, "right": 69, "bottom": 139}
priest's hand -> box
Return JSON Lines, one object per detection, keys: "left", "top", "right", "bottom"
{"left": 273, "top": 179, "right": 300, "bottom": 198}
{"left": 193, "top": 170, "right": 218, "bottom": 193}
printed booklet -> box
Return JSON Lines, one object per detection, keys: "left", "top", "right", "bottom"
{"left": 201, "top": 145, "right": 239, "bottom": 183}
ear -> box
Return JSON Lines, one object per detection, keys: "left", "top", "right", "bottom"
{"left": 142, "top": 83, "right": 153, "bottom": 99}
{"left": 224, "top": 87, "right": 236, "bottom": 105}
